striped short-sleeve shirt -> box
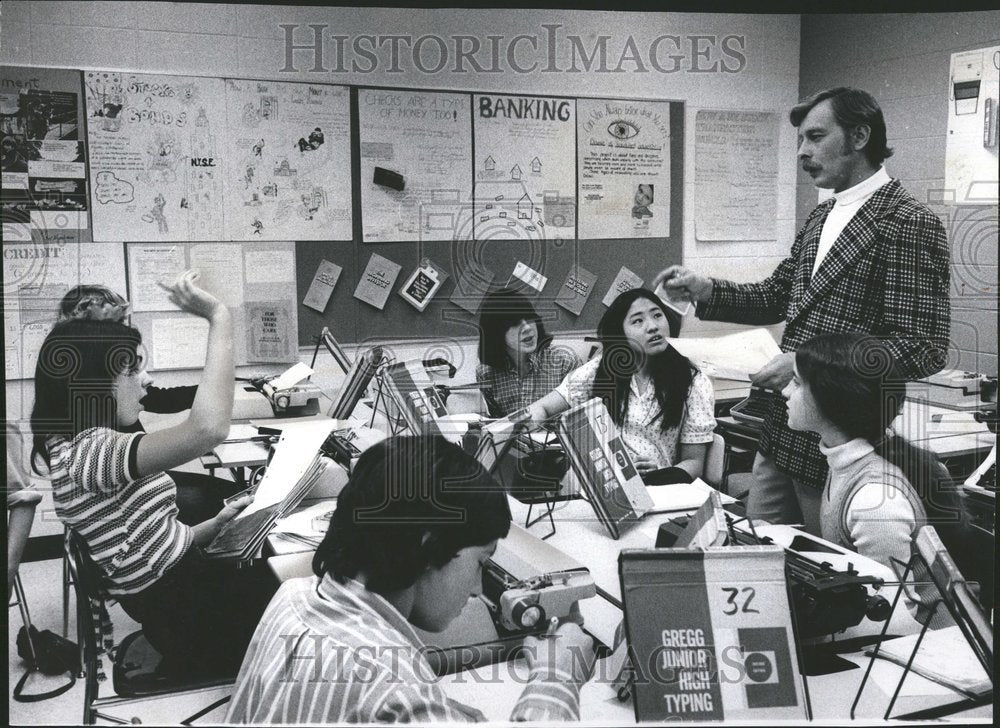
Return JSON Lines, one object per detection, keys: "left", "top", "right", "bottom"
{"left": 227, "top": 575, "right": 582, "bottom": 723}
{"left": 48, "top": 428, "right": 192, "bottom": 597}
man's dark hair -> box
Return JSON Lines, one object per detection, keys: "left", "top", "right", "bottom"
{"left": 790, "top": 87, "right": 893, "bottom": 165}
{"left": 477, "top": 287, "right": 552, "bottom": 370}
{"left": 31, "top": 319, "right": 143, "bottom": 472}
{"left": 313, "top": 435, "right": 511, "bottom": 594}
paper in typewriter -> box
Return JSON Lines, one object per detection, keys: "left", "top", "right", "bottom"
{"left": 556, "top": 398, "right": 652, "bottom": 539}
{"left": 619, "top": 546, "right": 808, "bottom": 722}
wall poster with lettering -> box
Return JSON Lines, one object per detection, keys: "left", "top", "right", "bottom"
{"left": 577, "top": 99, "right": 671, "bottom": 239}
{"left": 695, "top": 110, "right": 779, "bottom": 241}
{"left": 619, "top": 547, "right": 807, "bottom": 722}
{"left": 1, "top": 66, "right": 89, "bottom": 242}
{"left": 358, "top": 89, "right": 472, "bottom": 243}
{"left": 473, "top": 94, "right": 576, "bottom": 241}
{"left": 246, "top": 300, "right": 296, "bottom": 363}
{"left": 223, "top": 79, "right": 352, "bottom": 241}
{"left": 84, "top": 71, "right": 226, "bottom": 241}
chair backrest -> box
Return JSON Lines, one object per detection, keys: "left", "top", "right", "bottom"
{"left": 65, "top": 529, "right": 106, "bottom": 716}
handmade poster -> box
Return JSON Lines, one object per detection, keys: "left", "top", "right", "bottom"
{"left": 353, "top": 253, "right": 402, "bottom": 310}
{"left": 84, "top": 71, "right": 226, "bottom": 241}
{"left": 555, "top": 265, "right": 598, "bottom": 317}
{"left": 399, "top": 258, "right": 447, "bottom": 311}
{"left": 577, "top": 99, "right": 671, "bottom": 239}
{"left": 358, "top": 89, "right": 472, "bottom": 242}
{"left": 473, "top": 94, "right": 576, "bottom": 241}
{"left": 602, "top": 266, "right": 643, "bottom": 307}
{"left": 695, "top": 110, "right": 779, "bottom": 241}
{"left": 619, "top": 547, "right": 807, "bottom": 721}
{"left": 302, "top": 259, "right": 343, "bottom": 313}
{"left": 223, "top": 79, "right": 351, "bottom": 240}
{"left": 246, "top": 300, "right": 297, "bottom": 362}
{"left": 1, "top": 66, "right": 89, "bottom": 241}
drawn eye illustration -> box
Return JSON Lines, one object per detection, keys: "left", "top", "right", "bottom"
{"left": 608, "top": 120, "right": 640, "bottom": 139}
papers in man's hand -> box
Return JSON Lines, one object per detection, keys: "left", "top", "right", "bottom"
{"left": 668, "top": 328, "right": 781, "bottom": 381}
{"left": 646, "top": 478, "right": 736, "bottom": 514}
{"left": 866, "top": 626, "right": 992, "bottom": 697}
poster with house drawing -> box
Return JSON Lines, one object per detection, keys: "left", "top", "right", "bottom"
{"left": 473, "top": 94, "right": 576, "bottom": 241}
{"left": 223, "top": 79, "right": 352, "bottom": 240}
{"left": 84, "top": 71, "right": 226, "bottom": 241}
{"left": 577, "top": 99, "right": 671, "bottom": 239}
{"left": 358, "top": 89, "right": 472, "bottom": 243}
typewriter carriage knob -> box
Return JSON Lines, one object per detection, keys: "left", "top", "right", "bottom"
{"left": 512, "top": 599, "right": 545, "bottom": 630}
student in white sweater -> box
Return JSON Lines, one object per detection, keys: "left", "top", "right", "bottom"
{"left": 781, "top": 333, "right": 967, "bottom": 588}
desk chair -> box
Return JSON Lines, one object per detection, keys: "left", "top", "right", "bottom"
{"left": 65, "top": 532, "right": 232, "bottom": 725}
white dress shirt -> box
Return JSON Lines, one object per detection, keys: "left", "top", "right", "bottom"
{"left": 813, "top": 166, "right": 892, "bottom": 276}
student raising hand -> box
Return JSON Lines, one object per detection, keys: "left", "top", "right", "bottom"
{"left": 158, "top": 269, "right": 224, "bottom": 320}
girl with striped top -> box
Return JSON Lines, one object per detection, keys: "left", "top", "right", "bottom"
{"left": 31, "top": 271, "right": 274, "bottom": 676}
{"left": 227, "top": 435, "right": 595, "bottom": 723}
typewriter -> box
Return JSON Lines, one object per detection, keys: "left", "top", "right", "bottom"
{"left": 416, "top": 524, "right": 600, "bottom": 675}
{"left": 656, "top": 511, "right": 891, "bottom": 639}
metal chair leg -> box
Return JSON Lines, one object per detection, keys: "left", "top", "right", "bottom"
{"left": 13, "top": 573, "right": 39, "bottom": 665}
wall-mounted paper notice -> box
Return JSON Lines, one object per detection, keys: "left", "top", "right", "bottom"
{"left": 302, "top": 259, "right": 343, "bottom": 313}
{"left": 695, "top": 110, "right": 779, "bottom": 241}
{"left": 602, "top": 266, "right": 643, "bottom": 307}
{"left": 189, "top": 243, "right": 244, "bottom": 308}
{"left": 449, "top": 265, "right": 496, "bottom": 314}
{"left": 245, "top": 250, "right": 295, "bottom": 284}
{"left": 152, "top": 316, "right": 209, "bottom": 369}
{"left": 510, "top": 261, "right": 548, "bottom": 292}
{"left": 399, "top": 258, "right": 447, "bottom": 312}
{"left": 128, "top": 245, "right": 186, "bottom": 312}
{"left": 556, "top": 265, "right": 598, "bottom": 316}
{"left": 353, "top": 253, "right": 401, "bottom": 310}
{"left": 246, "top": 300, "right": 296, "bottom": 362}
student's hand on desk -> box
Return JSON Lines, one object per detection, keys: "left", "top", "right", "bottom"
{"left": 750, "top": 351, "right": 795, "bottom": 392}
{"left": 215, "top": 494, "right": 253, "bottom": 525}
{"left": 158, "top": 269, "right": 225, "bottom": 320}
{"left": 523, "top": 622, "right": 596, "bottom": 685}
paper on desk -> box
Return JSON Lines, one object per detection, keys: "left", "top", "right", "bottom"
{"left": 236, "top": 419, "right": 339, "bottom": 519}
{"left": 667, "top": 328, "right": 781, "bottom": 381}
{"left": 866, "top": 626, "right": 992, "bottom": 697}
{"left": 646, "top": 478, "right": 736, "bottom": 513}
{"left": 269, "top": 362, "right": 314, "bottom": 391}
{"left": 225, "top": 423, "right": 258, "bottom": 441}
{"left": 273, "top": 501, "right": 338, "bottom": 537}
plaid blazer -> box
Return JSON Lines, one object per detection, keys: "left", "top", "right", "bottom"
{"left": 698, "top": 179, "right": 951, "bottom": 488}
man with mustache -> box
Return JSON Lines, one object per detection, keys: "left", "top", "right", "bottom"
{"left": 652, "top": 87, "right": 950, "bottom": 533}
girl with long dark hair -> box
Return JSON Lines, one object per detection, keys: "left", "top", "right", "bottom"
{"left": 476, "top": 287, "right": 580, "bottom": 417}
{"left": 527, "top": 288, "right": 715, "bottom": 484}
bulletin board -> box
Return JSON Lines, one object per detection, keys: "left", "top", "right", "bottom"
{"left": 127, "top": 242, "right": 299, "bottom": 370}
{"left": 296, "top": 90, "right": 684, "bottom": 347}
